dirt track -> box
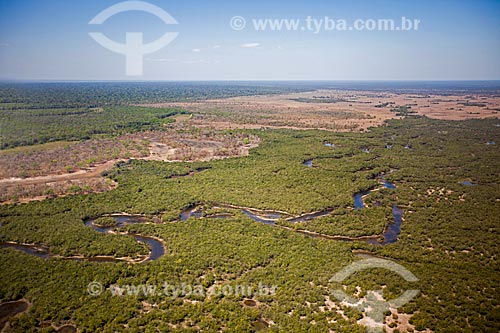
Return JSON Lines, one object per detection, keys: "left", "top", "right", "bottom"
{"left": 3, "top": 89, "right": 498, "bottom": 203}
{"left": 0, "top": 160, "right": 120, "bottom": 187}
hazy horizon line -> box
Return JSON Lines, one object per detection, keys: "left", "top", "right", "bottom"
{"left": 2, "top": 79, "right": 500, "bottom": 83}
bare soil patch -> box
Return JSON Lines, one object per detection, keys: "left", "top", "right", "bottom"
{"left": 141, "top": 89, "right": 500, "bottom": 131}
{"left": 0, "top": 129, "right": 258, "bottom": 203}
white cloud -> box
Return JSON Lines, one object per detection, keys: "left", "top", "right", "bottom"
{"left": 146, "top": 58, "right": 176, "bottom": 62}
{"left": 0, "top": 43, "right": 11, "bottom": 47}
{"left": 213, "top": 45, "right": 221, "bottom": 49}
{"left": 241, "top": 43, "right": 260, "bottom": 48}
{"left": 146, "top": 58, "right": 212, "bottom": 65}
{"left": 181, "top": 60, "right": 210, "bottom": 64}
{"left": 146, "top": 57, "right": 214, "bottom": 65}
{"left": 192, "top": 48, "right": 201, "bottom": 52}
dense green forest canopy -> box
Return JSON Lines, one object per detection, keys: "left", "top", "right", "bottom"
{"left": 1, "top": 114, "right": 499, "bottom": 332}
{"left": 2, "top": 81, "right": 499, "bottom": 109}
{"left": 0, "top": 105, "right": 187, "bottom": 148}
{"left": 0, "top": 82, "right": 312, "bottom": 108}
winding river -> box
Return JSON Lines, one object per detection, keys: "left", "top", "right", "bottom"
{"left": 351, "top": 178, "right": 402, "bottom": 245}
{"left": 0, "top": 299, "right": 29, "bottom": 330}
{"left": 2, "top": 156, "right": 403, "bottom": 262}
{"left": 178, "top": 176, "right": 403, "bottom": 245}
{"left": 303, "top": 159, "right": 313, "bottom": 167}
{"left": 83, "top": 216, "right": 165, "bottom": 261}
{"left": 1, "top": 215, "right": 165, "bottom": 262}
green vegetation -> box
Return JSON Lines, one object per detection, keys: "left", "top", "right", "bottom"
{"left": 290, "top": 97, "right": 351, "bottom": 103}
{"left": 375, "top": 102, "right": 394, "bottom": 108}
{"left": 0, "top": 114, "right": 499, "bottom": 331}
{"left": 0, "top": 141, "right": 76, "bottom": 156}
{"left": 391, "top": 105, "right": 417, "bottom": 117}
{"left": 92, "top": 217, "right": 117, "bottom": 228}
{"left": 0, "top": 105, "right": 186, "bottom": 148}
{"left": 458, "top": 102, "right": 487, "bottom": 107}
{"left": 0, "top": 82, "right": 309, "bottom": 108}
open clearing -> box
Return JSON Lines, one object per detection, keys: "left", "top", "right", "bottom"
{"left": 141, "top": 89, "right": 500, "bottom": 131}
{"left": 2, "top": 89, "right": 498, "bottom": 204}
{"left": 0, "top": 130, "right": 258, "bottom": 203}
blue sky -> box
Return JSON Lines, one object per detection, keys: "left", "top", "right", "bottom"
{"left": 0, "top": 0, "right": 499, "bottom": 80}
